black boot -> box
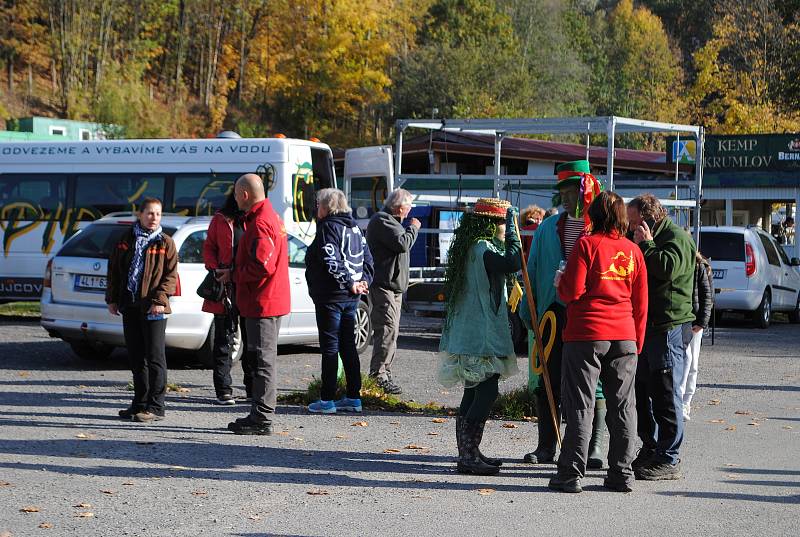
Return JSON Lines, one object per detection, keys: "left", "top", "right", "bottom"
{"left": 475, "top": 419, "right": 503, "bottom": 467}
{"left": 587, "top": 399, "right": 607, "bottom": 470}
{"left": 523, "top": 392, "right": 558, "bottom": 464}
{"left": 457, "top": 419, "right": 500, "bottom": 476}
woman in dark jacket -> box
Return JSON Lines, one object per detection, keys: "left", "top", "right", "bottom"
{"left": 202, "top": 192, "right": 248, "bottom": 405}
{"left": 679, "top": 252, "right": 713, "bottom": 421}
{"left": 106, "top": 197, "right": 178, "bottom": 423}
{"left": 305, "top": 188, "right": 374, "bottom": 414}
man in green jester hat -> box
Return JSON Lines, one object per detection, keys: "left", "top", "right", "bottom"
{"left": 519, "top": 159, "right": 608, "bottom": 469}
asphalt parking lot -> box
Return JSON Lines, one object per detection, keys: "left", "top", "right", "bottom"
{"left": 0, "top": 314, "right": 798, "bottom": 536}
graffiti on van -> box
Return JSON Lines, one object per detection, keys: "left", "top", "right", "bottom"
{"left": 292, "top": 162, "right": 315, "bottom": 223}
{"left": 1, "top": 202, "right": 100, "bottom": 256}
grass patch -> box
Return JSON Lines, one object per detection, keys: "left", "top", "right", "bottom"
{"left": 278, "top": 374, "right": 446, "bottom": 414}
{"left": 0, "top": 301, "right": 40, "bottom": 318}
{"left": 490, "top": 385, "right": 538, "bottom": 421}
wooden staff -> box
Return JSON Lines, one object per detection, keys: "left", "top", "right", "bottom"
{"left": 514, "top": 214, "right": 562, "bottom": 447}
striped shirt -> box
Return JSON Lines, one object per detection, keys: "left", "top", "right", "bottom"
{"left": 563, "top": 216, "right": 584, "bottom": 259}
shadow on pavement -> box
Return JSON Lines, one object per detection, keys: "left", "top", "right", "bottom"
{"left": 656, "top": 491, "right": 799, "bottom": 504}
{"left": 697, "top": 383, "right": 799, "bottom": 392}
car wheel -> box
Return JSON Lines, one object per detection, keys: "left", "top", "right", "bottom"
{"left": 754, "top": 290, "right": 771, "bottom": 329}
{"left": 355, "top": 299, "right": 372, "bottom": 355}
{"left": 68, "top": 340, "right": 114, "bottom": 361}
{"left": 196, "top": 319, "right": 215, "bottom": 367}
{"left": 789, "top": 294, "right": 800, "bottom": 324}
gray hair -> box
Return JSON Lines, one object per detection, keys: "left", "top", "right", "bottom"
{"left": 316, "top": 188, "right": 351, "bottom": 214}
{"left": 385, "top": 188, "right": 413, "bottom": 211}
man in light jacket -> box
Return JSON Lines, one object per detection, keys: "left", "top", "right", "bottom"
{"left": 366, "top": 189, "right": 420, "bottom": 394}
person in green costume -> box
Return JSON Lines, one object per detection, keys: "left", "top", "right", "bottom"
{"left": 438, "top": 198, "right": 521, "bottom": 476}
{"left": 519, "top": 159, "right": 608, "bottom": 468}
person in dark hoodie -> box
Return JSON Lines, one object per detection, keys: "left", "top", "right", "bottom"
{"left": 366, "top": 188, "right": 420, "bottom": 395}
{"left": 306, "top": 188, "right": 374, "bottom": 414}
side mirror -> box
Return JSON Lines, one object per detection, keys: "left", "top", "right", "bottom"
{"left": 791, "top": 258, "right": 800, "bottom": 267}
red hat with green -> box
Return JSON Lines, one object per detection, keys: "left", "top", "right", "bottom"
{"left": 552, "top": 159, "right": 603, "bottom": 224}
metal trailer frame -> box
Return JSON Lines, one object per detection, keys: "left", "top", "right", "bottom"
{"left": 393, "top": 116, "right": 705, "bottom": 244}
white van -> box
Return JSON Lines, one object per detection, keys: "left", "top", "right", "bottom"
{"left": 0, "top": 135, "right": 336, "bottom": 301}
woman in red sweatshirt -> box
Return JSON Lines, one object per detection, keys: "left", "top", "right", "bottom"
{"left": 547, "top": 191, "right": 648, "bottom": 494}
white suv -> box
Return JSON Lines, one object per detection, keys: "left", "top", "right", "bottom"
{"left": 700, "top": 226, "right": 800, "bottom": 328}
{"left": 40, "top": 214, "right": 372, "bottom": 362}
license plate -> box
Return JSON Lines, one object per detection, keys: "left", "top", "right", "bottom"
{"left": 712, "top": 269, "right": 726, "bottom": 279}
{"left": 74, "top": 274, "right": 107, "bottom": 292}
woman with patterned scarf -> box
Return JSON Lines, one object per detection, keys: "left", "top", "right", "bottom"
{"left": 106, "top": 197, "right": 178, "bottom": 423}
{"left": 438, "top": 198, "right": 521, "bottom": 475}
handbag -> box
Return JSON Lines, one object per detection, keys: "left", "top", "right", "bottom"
{"left": 196, "top": 270, "right": 225, "bottom": 302}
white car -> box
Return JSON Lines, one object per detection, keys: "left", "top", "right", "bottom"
{"left": 700, "top": 225, "right": 800, "bottom": 328}
{"left": 40, "top": 214, "right": 372, "bottom": 363}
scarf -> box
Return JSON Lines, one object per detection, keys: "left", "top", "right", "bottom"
{"left": 126, "top": 222, "right": 163, "bottom": 299}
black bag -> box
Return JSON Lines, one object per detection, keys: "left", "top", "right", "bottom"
{"left": 197, "top": 270, "right": 225, "bottom": 302}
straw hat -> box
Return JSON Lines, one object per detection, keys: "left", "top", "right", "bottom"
{"left": 473, "top": 198, "right": 510, "bottom": 219}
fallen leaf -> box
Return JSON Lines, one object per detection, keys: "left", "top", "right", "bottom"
{"left": 389, "top": 421, "right": 401, "bottom": 425}
{"left": 73, "top": 503, "right": 91, "bottom": 508}
{"left": 427, "top": 432, "right": 440, "bottom": 436}
{"left": 383, "top": 448, "right": 401, "bottom": 454}
{"left": 734, "top": 410, "right": 752, "bottom": 415}
{"left": 20, "top": 506, "right": 40, "bottom": 513}
{"left": 724, "top": 425, "right": 736, "bottom": 431}
{"left": 410, "top": 494, "right": 433, "bottom": 499}
{"left": 75, "top": 512, "right": 94, "bottom": 518}
{"left": 191, "top": 490, "right": 207, "bottom": 496}
{"left": 708, "top": 399, "right": 721, "bottom": 406}
{"left": 724, "top": 463, "right": 741, "bottom": 467}
{"left": 404, "top": 444, "right": 429, "bottom": 450}
{"left": 38, "top": 522, "right": 53, "bottom": 529}
{"left": 351, "top": 421, "right": 368, "bottom": 427}
{"left": 276, "top": 431, "right": 289, "bottom": 436}
{"left": 306, "top": 489, "right": 330, "bottom": 495}
{"left": 782, "top": 425, "right": 793, "bottom": 430}
{"left": 75, "top": 433, "right": 94, "bottom": 440}
{"left": 121, "top": 482, "right": 135, "bottom": 486}
{"left": 168, "top": 466, "right": 189, "bottom": 471}
{"left": 77, "top": 385, "right": 87, "bottom": 389}
{"left": 334, "top": 434, "right": 348, "bottom": 439}
{"left": 748, "top": 422, "right": 760, "bottom": 427}
{"left": 431, "top": 418, "right": 447, "bottom": 424}
{"left": 476, "top": 488, "right": 495, "bottom": 496}
{"left": 247, "top": 514, "right": 261, "bottom": 521}
{"left": 291, "top": 437, "right": 304, "bottom": 442}
{"left": 18, "top": 370, "right": 30, "bottom": 377}
{"left": 502, "top": 423, "right": 519, "bottom": 429}
{"left": 0, "top": 481, "right": 11, "bottom": 487}
{"left": 708, "top": 419, "right": 725, "bottom": 424}
{"left": 100, "top": 489, "right": 115, "bottom": 495}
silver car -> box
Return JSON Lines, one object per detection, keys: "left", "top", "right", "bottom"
{"left": 701, "top": 226, "right": 800, "bottom": 328}
{"left": 40, "top": 214, "right": 372, "bottom": 363}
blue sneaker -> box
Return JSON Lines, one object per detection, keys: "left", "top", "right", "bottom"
{"left": 308, "top": 400, "right": 336, "bottom": 414}
{"left": 334, "top": 397, "right": 363, "bottom": 412}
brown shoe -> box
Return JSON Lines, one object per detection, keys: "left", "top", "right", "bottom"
{"left": 133, "top": 411, "right": 164, "bottom": 423}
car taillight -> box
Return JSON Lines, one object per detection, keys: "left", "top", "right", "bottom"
{"left": 174, "top": 273, "right": 181, "bottom": 296}
{"left": 745, "top": 242, "right": 756, "bottom": 277}
{"left": 43, "top": 258, "right": 53, "bottom": 288}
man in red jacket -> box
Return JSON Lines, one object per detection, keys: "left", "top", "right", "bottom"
{"left": 227, "top": 173, "right": 291, "bottom": 435}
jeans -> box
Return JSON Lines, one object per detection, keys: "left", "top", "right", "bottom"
{"left": 636, "top": 323, "right": 692, "bottom": 465}
{"left": 315, "top": 300, "right": 362, "bottom": 401}
{"left": 122, "top": 305, "right": 168, "bottom": 415}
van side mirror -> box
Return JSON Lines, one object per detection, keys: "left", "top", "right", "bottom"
{"left": 791, "top": 258, "right": 800, "bottom": 266}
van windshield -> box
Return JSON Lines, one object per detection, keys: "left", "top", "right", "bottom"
{"left": 700, "top": 232, "right": 744, "bottom": 262}
{"left": 58, "top": 224, "right": 176, "bottom": 259}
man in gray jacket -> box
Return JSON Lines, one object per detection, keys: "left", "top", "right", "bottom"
{"left": 366, "top": 189, "right": 420, "bottom": 394}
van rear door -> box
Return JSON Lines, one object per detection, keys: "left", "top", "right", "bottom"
{"left": 343, "top": 146, "right": 394, "bottom": 224}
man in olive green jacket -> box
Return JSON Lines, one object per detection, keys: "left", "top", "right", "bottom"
{"left": 628, "top": 194, "right": 695, "bottom": 481}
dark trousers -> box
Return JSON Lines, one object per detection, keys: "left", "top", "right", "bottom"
{"left": 245, "top": 316, "right": 282, "bottom": 424}
{"left": 122, "top": 306, "right": 168, "bottom": 415}
{"left": 459, "top": 374, "right": 500, "bottom": 422}
{"left": 315, "top": 300, "right": 362, "bottom": 401}
{"left": 212, "top": 314, "right": 233, "bottom": 397}
{"left": 558, "top": 340, "right": 638, "bottom": 482}
{"left": 636, "top": 323, "right": 692, "bottom": 465}
{"left": 535, "top": 303, "right": 566, "bottom": 448}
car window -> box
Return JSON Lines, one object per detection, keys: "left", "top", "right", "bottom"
{"left": 58, "top": 224, "right": 176, "bottom": 259}
{"left": 699, "top": 232, "right": 744, "bottom": 262}
{"left": 178, "top": 230, "right": 207, "bottom": 264}
{"left": 757, "top": 233, "right": 781, "bottom": 267}
{"left": 288, "top": 235, "right": 307, "bottom": 268}
{"left": 0, "top": 174, "right": 68, "bottom": 220}
{"left": 775, "top": 242, "right": 791, "bottom": 266}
